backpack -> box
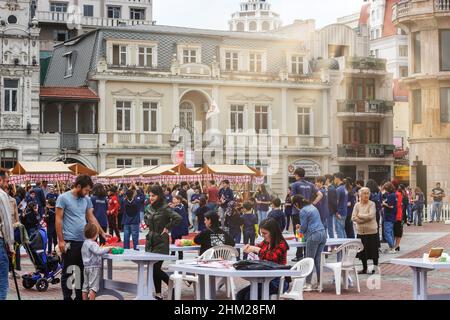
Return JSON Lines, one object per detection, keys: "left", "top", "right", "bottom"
{"left": 233, "top": 260, "right": 292, "bottom": 271}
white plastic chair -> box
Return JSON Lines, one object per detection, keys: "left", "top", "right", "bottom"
{"left": 318, "top": 241, "right": 364, "bottom": 295}
{"left": 274, "top": 258, "right": 315, "bottom": 300}
{"left": 209, "top": 245, "right": 239, "bottom": 300}
{"left": 167, "top": 245, "right": 238, "bottom": 300}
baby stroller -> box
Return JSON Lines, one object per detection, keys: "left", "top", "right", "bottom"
{"left": 21, "top": 227, "right": 63, "bottom": 292}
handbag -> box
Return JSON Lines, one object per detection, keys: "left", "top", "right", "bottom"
{"left": 233, "top": 259, "right": 291, "bottom": 271}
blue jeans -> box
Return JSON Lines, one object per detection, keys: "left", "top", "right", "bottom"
{"left": 123, "top": 224, "right": 140, "bottom": 250}
{"left": 0, "top": 238, "right": 9, "bottom": 300}
{"left": 431, "top": 201, "right": 443, "bottom": 222}
{"left": 384, "top": 221, "right": 395, "bottom": 248}
{"left": 327, "top": 215, "right": 335, "bottom": 238}
{"left": 206, "top": 203, "right": 217, "bottom": 213}
{"left": 414, "top": 207, "right": 423, "bottom": 226}
{"left": 258, "top": 210, "right": 268, "bottom": 223}
{"left": 407, "top": 204, "right": 413, "bottom": 222}
{"left": 305, "top": 230, "right": 327, "bottom": 284}
{"left": 335, "top": 215, "right": 347, "bottom": 239}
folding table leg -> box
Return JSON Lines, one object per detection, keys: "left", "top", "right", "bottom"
{"left": 261, "top": 278, "right": 272, "bottom": 300}
{"left": 249, "top": 281, "right": 259, "bottom": 300}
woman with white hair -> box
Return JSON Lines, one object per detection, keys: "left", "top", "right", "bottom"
{"left": 352, "top": 187, "right": 380, "bottom": 274}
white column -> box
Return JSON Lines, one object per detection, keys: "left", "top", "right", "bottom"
{"left": 281, "top": 88, "right": 287, "bottom": 135}
{"left": 212, "top": 85, "right": 220, "bottom": 130}
{"left": 41, "top": 102, "right": 46, "bottom": 132}
{"left": 322, "top": 89, "right": 329, "bottom": 148}
{"left": 91, "top": 104, "right": 96, "bottom": 133}
{"left": 57, "top": 104, "right": 62, "bottom": 133}
{"left": 74, "top": 104, "right": 79, "bottom": 133}
{"left": 98, "top": 80, "right": 107, "bottom": 145}
{"left": 172, "top": 83, "right": 179, "bottom": 127}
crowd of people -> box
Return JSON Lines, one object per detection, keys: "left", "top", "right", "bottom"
{"left": 0, "top": 167, "right": 447, "bottom": 300}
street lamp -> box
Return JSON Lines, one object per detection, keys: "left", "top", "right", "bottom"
{"left": 169, "top": 125, "right": 182, "bottom": 148}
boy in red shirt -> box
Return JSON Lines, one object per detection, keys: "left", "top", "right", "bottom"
{"left": 107, "top": 186, "right": 122, "bottom": 242}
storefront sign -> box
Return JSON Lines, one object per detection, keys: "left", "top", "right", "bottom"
{"left": 288, "top": 159, "right": 321, "bottom": 177}
{"left": 395, "top": 165, "right": 410, "bottom": 179}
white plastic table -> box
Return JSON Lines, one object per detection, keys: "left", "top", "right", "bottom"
{"left": 168, "top": 263, "right": 306, "bottom": 300}
{"left": 390, "top": 258, "right": 450, "bottom": 300}
{"left": 97, "top": 250, "right": 177, "bottom": 300}
{"left": 138, "top": 238, "right": 357, "bottom": 254}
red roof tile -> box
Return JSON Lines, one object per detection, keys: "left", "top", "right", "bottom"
{"left": 393, "top": 79, "right": 409, "bottom": 100}
{"left": 40, "top": 87, "right": 99, "bottom": 101}
{"left": 382, "top": 0, "right": 400, "bottom": 37}
{"left": 359, "top": 3, "right": 370, "bottom": 25}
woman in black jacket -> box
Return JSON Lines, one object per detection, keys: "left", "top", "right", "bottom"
{"left": 144, "top": 185, "right": 182, "bottom": 300}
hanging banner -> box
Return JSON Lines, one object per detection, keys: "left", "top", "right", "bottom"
{"left": 288, "top": 159, "right": 321, "bottom": 177}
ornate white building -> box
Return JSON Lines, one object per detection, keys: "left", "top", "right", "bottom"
{"left": 33, "top": 0, "right": 154, "bottom": 52}
{"left": 0, "top": 0, "right": 41, "bottom": 168}
{"left": 229, "top": 0, "right": 281, "bottom": 32}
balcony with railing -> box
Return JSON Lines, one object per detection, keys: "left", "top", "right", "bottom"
{"left": 39, "top": 133, "right": 98, "bottom": 153}
{"left": 337, "top": 144, "right": 395, "bottom": 160}
{"left": 36, "top": 11, "right": 153, "bottom": 27}
{"left": 393, "top": 0, "right": 450, "bottom": 22}
{"left": 337, "top": 100, "right": 394, "bottom": 116}
{"left": 338, "top": 56, "right": 387, "bottom": 72}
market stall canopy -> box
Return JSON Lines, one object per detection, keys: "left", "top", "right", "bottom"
{"left": 200, "top": 164, "right": 265, "bottom": 185}
{"left": 201, "top": 165, "right": 258, "bottom": 176}
{"left": 9, "top": 161, "right": 75, "bottom": 184}
{"left": 143, "top": 164, "right": 197, "bottom": 176}
{"left": 66, "top": 163, "right": 97, "bottom": 176}
{"left": 97, "top": 168, "right": 125, "bottom": 178}
{"left": 11, "top": 161, "right": 73, "bottom": 175}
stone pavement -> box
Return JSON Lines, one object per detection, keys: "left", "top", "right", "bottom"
{"left": 6, "top": 223, "right": 450, "bottom": 300}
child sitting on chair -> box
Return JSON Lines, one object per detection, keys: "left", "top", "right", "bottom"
{"left": 81, "top": 223, "right": 112, "bottom": 300}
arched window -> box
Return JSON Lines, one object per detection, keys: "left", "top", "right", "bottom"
{"left": 262, "top": 21, "right": 270, "bottom": 31}
{"left": 236, "top": 22, "right": 245, "bottom": 32}
{"left": 249, "top": 21, "right": 257, "bottom": 31}
{"left": 179, "top": 101, "right": 194, "bottom": 134}
{"left": 0, "top": 149, "right": 18, "bottom": 169}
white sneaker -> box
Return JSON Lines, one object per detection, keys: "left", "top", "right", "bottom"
{"left": 303, "top": 284, "right": 313, "bottom": 292}
{"left": 349, "top": 277, "right": 354, "bottom": 287}
{"left": 389, "top": 249, "right": 397, "bottom": 254}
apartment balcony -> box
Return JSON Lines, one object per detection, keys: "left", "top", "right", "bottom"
{"left": 340, "top": 56, "right": 387, "bottom": 72}
{"left": 39, "top": 133, "right": 98, "bottom": 153}
{"left": 392, "top": 0, "right": 450, "bottom": 22}
{"left": 337, "top": 100, "right": 394, "bottom": 117}
{"left": 36, "top": 11, "right": 152, "bottom": 28}
{"left": 337, "top": 144, "right": 395, "bottom": 161}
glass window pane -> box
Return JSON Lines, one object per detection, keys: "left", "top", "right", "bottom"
{"left": 151, "top": 109, "right": 157, "bottom": 131}
{"left": 414, "top": 32, "right": 421, "bottom": 73}
{"left": 112, "top": 45, "right": 119, "bottom": 65}
{"left": 238, "top": 113, "right": 243, "bottom": 131}
{"left": 143, "top": 110, "right": 149, "bottom": 131}
{"left": 117, "top": 108, "right": 123, "bottom": 131}
{"left": 125, "top": 109, "right": 130, "bottom": 131}
{"left": 441, "top": 88, "right": 450, "bottom": 123}
{"left": 440, "top": 30, "right": 450, "bottom": 71}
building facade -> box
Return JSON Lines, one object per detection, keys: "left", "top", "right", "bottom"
{"left": 314, "top": 23, "right": 395, "bottom": 183}
{"left": 229, "top": 0, "right": 281, "bottom": 32}
{"left": 393, "top": 0, "right": 450, "bottom": 201}
{"left": 33, "top": 0, "right": 154, "bottom": 52}
{"left": 43, "top": 24, "right": 332, "bottom": 197}
{"left": 0, "top": 0, "right": 41, "bottom": 169}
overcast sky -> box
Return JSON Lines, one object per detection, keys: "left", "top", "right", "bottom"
{"left": 154, "top": 0, "right": 365, "bottom": 30}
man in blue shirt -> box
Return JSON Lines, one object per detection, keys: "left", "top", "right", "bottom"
{"left": 325, "top": 174, "right": 337, "bottom": 238}
{"left": 33, "top": 182, "right": 46, "bottom": 220}
{"left": 56, "top": 175, "right": 110, "bottom": 300}
{"left": 334, "top": 172, "right": 348, "bottom": 239}
{"left": 314, "top": 176, "right": 329, "bottom": 231}
{"left": 290, "top": 168, "right": 323, "bottom": 262}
